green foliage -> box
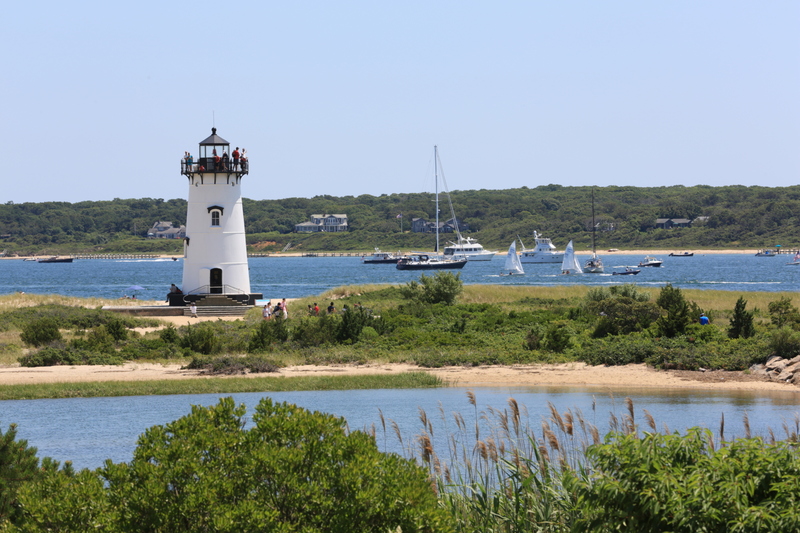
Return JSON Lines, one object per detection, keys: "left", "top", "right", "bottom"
{"left": 584, "top": 285, "right": 661, "bottom": 337}
{"left": 769, "top": 327, "right": 800, "bottom": 359}
{"left": 180, "top": 324, "right": 220, "bottom": 355}
{"left": 158, "top": 323, "right": 179, "bottom": 344}
{"left": 15, "top": 398, "right": 450, "bottom": 532}
{"left": 0, "top": 305, "right": 155, "bottom": 333}
{"left": 568, "top": 428, "right": 800, "bottom": 532}
{"left": 0, "top": 423, "right": 42, "bottom": 526}
{"left": 400, "top": 271, "right": 463, "bottom": 305}
{"left": 248, "top": 316, "right": 290, "bottom": 352}
{"left": 185, "top": 354, "right": 281, "bottom": 374}
{"left": 336, "top": 306, "right": 371, "bottom": 343}
{"left": 728, "top": 296, "right": 756, "bottom": 339}
{"left": 768, "top": 296, "right": 800, "bottom": 329}
{"left": 19, "top": 318, "right": 62, "bottom": 347}
{"left": 18, "top": 345, "right": 125, "bottom": 367}
{"left": 655, "top": 283, "right": 693, "bottom": 338}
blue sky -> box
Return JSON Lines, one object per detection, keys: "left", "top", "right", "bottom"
{"left": 2, "top": 1, "right": 798, "bottom": 203}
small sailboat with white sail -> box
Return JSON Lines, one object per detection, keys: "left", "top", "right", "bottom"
{"left": 561, "top": 240, "right": 583, "bottom": 274}
{"left": 501, "top": 239, "right": 524, "bottom": 275}
{"left": 584, "top": 188, "right": 604, "bottom": 273}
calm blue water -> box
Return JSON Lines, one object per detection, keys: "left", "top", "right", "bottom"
{"left": 1, "top": 387, "right": 798, "bottom": 471}
{"left": 1, "top": 253, "right": 798, "bottom": 301}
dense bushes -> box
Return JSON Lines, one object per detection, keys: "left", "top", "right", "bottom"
{"left": 12, "top": 398, "right": 450, "bottom": 532}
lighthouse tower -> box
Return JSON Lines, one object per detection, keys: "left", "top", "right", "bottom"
{"left": 171, "top": 128, "right": 262, "bottom": 306}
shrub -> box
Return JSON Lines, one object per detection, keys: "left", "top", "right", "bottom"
{"left": 159, "top": 323, "right": 179, "bottom": 344}
{"left": 769, "top": 327, "right": 800, "bottom": 359}
{"left": 655, "top": 283, "right": 693, "bottom": 337}
{"left": 336, "top": 307, "right": 371, "bottom": 343}
{"left": 248, "top": 316, "right": 290, "bottom": 352}
{"left": 400, "top": 271, "right": 463, "bottom": 305}
{"left": 19, "top": 318, "right": 62, "bottom": 347}
{"left": 16, "top": 398, "right": 450, "bottom": 532}
{"left": 180, "top": 324, "right": 220, "bottom": 355}
{"left": 768, "top": 296, "right": 800, "bottom": 329}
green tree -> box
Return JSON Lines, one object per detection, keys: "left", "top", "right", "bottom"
{"left": 16, "top": 398, "right": 450, "bottom": 532}
{"left": 655, "top": 284, "right": 693, "bottom": 338}
{"left": 728, "top": 296, "right": 756, "bottom": 339}
{"left": 0, "top": 423, "right": 43, "bottom": 526}
{"left": 768, "top": 296, "right": 800, "bottom": 329}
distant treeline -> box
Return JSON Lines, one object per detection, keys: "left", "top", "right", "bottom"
{"left": 2, "top": 184, "right": 800, "bottom": 254}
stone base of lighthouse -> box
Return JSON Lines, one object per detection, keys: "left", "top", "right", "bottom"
{"left": 166, "top": 292, "right": 263, "bottom": 307}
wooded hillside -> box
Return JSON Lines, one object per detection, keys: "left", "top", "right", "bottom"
{"left": 1, "top": 184, "right": 799, "bottom": 254}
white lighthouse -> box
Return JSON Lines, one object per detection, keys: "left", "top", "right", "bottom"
{"left": 172, "top": 128, "right": 261, "bottom": 306}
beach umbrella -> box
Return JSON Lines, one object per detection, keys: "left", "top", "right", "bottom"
{"left": 126, "top": 285, "right": 145, "bottom": 296}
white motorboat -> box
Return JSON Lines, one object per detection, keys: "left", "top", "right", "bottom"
{"left": 501, "top": 239, "right": 524, "bottom": 275}
{"left": 361, "top": 248, "right": 403, "bottom": 264}
{"left": 638, "top": 256, "right": 663, "bottom": 267}
{"left": 442, "top": 237, "right": 496, "bottom": 261}
{"left": 584, "top": 188, "right": 604, "bottom": 273}
{"left": 519, "top": 231, "right": 564, "bottom": 263}
{"left": 560, "top": 240, "right": 583, "bottom": 274}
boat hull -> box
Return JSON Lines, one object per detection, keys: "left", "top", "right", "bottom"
{"left": 668, "top": 253, "right": 693, "bottom": 257}
{"left": 396, "top": 259, "right": 467, "bottom": 270}
{"left": 612, "top": 270, "right": 640, "bottom": 275}
{"left": 362, "top": 258, "right": 400, "bottom": 264}
{"left": 443, "top": 252, "right": 495, "bottom": 261}
{"left": 37, "top": 257, "right": 73, "bottom": 263}
{"left": 520, "top": 253, "right": 563, "bottom": 264}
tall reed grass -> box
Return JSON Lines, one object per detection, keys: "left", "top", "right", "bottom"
{"left": 372, "top": 390, "right": 800, "bottom": 532}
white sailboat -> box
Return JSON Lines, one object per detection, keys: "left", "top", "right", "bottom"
{"left": 561, "top": 240, "right": 583, "bottom": 274}
{"left": 502, "top": 239, "right": 524, "bottom": 275}
{"left": 584, "top": 188, "right": 604, "bottom": 273}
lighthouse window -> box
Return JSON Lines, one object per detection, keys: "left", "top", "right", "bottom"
{"left": 211, "top": 210, "right": 220, "bottom": 226}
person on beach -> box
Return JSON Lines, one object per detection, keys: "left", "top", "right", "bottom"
{"left": 281, "top": 298, "right": 288, "bottom": 319}
{"left": 190, "top": 303, "right": 198, "bottom": 318}
{"left": 327, "top": 302, "right": 336, "bottom": 314}
{"left": 263, "top": 303, "right": 271, "bottom": 320}
{"left": 699, "top": 313, "right": 709, "bottom": 325}
{"left": 313, "top": 303, "right": 320, "bottom": 316}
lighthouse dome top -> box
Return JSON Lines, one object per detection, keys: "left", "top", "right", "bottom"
{"left": 199, "top": 127, "right": 229, "bottom": 146}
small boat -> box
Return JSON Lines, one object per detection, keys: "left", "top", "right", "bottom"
{"left": 755, "top": 249, "right": 778, "bottom": 257}
{"left": 560, "top": 240, "right": 583, "bottom": 274}
{"left": 612, "top": 268, "right": 641, "bottom": 275}
{"left": 396, "top": 254, "right": 467, "bottom": 270}
{"left": 501, "top": 239, "right": 524, "bottom": 275}
{"left": 638, "top": 256, "right": 663, "bottom": 267}
{"left": 669, "top": 252, "right": 694, "bottom": 257}
{"left": 37, "top": 256, "right": 73, "bottom": 263}
{"left": 519, "top": 231, "right": 564, "bottom": 263}
{"left": 584, "top": 189, "right": 604, "bottom": 273}
{"left": 361, "top": 248, "right": 403, "bottom": 264}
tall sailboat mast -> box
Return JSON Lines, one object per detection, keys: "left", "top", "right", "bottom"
{"left": 591, "top": 187, "right": 596, "bottom": 257}
{"left": 434, "top": 145, "right": 440, "bottom": 253}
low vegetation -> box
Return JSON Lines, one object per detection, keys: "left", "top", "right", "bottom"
{"left": 3, "top": 274, "right": 800, "bottom": 378}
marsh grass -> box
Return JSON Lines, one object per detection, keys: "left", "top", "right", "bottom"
{"left": 379, "top": 391, "right": 800, "bottom": 532}
{"left": 0, "top": 372, "right": 443, "bottom": 400}
{"left": 0, "top": 293, "right": 161, "bottom": 312}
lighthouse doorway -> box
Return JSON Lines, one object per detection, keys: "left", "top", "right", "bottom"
{"left": 210, "top": 268, "right": 223, "bottom": 294}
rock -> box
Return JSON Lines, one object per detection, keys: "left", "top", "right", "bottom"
{"left": 766, "top": 357, "right": 789, "bottom": 372}
{"left": 749, "top": 364, "right": 768, "bottom": 377}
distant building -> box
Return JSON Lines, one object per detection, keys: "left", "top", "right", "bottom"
{"left": 411, "top": 217, "right": 469, "bottom": 234}
{"left": 295, "top": 214, "right": 349, "bottom": 233}
{"left": 655, "top": 218, "right": 692, "bottom": 229}
{"left": 147, "top": 221, "right": 186, "bottom": 239}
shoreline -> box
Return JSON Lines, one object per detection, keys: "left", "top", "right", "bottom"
{"left": 0, "top": 249, "right": 781, "bottom": 260}
{"left": 0, "top": 362, "right": 796, "bottom": 394}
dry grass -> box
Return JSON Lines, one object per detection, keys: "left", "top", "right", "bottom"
{"left": 0, "top": 293, "right": 162, "bottom": 312}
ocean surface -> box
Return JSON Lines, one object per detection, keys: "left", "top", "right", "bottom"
{"left": 1, "top": 253, "right": 799, "bottom": 301}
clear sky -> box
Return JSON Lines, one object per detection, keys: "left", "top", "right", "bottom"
{"left": 2, "top": 1, "right": 798, "bottom": 203}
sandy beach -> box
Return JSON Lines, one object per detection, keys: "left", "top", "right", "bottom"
{"left": 1, "top": 358, "right": 796, "bottom": 394}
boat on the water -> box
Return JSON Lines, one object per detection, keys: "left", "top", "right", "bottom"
{"left": 501, "top": 239, "right": 524, "bottom": 275}
{"left": 669, "top": 252, "right": 694, "bottom": 257}
{"left": 37, "top": 256, "right": 73, "bottom": 263}
{"left": 442, "top": 237, "right": 496, "bottom": 261}
{"left": 755, "top": 249, "right": 778, "bottom": 257}
{"left": 638, "top": 256, "right": 663, "bottom": 267}
{"left": 560, "top": 240, "right": 583, "bottom": 274}
{"left": 787, "top": 252, "right": 800, "bottom": 265}
{"left": 519, "top": 231, "right": 564, "bottom": 263}
{"left": 362, "top": 248, "right": 403, "bottom": 264}
{"left": 396, "top": 254, "right": 467, "bottom": 270}
{"left": 584, "top": 189, "right": 604, "bottom": 273}
{"left": 612, "top": 268, "right": 641, "bottom": 275}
